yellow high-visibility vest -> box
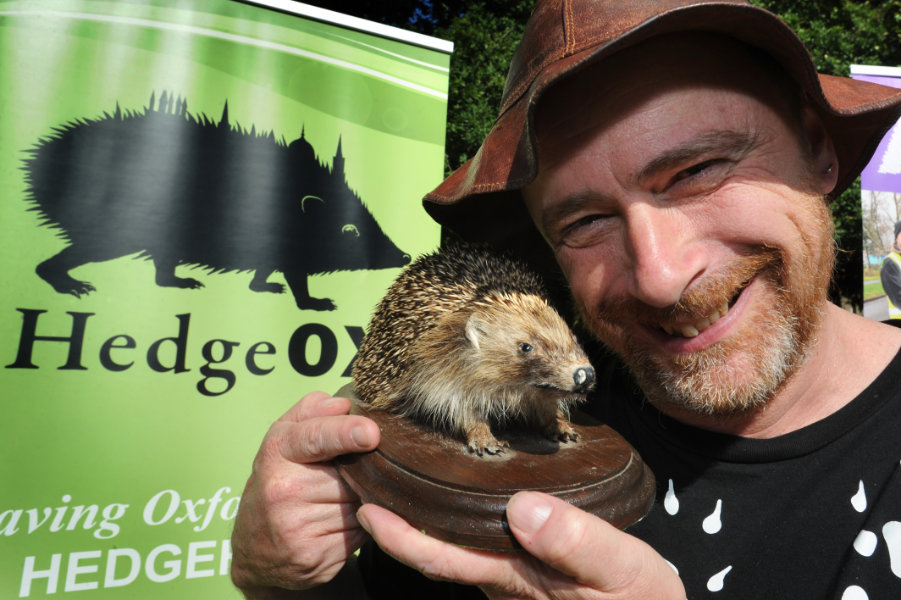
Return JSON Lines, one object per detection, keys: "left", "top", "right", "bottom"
{"left": 885, "top": 252, "right": 901, "bottom": 319}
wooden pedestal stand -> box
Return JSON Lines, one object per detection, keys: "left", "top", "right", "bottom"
{"left": 335, "top": 385, "right": 655, "bottom": 550}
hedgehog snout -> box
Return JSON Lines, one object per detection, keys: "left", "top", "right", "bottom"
{"left": 573, "top": 366, "right": 595, "bottom": 393}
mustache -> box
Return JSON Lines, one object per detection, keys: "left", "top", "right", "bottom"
{"left": 592, "top": 246, "right": 783, "bottom": 325}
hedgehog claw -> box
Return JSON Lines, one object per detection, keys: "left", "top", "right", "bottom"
{"left": 558, "top": 429, "right": 580, "bottom": 443}
{"left": 551, "top": 413, "right": 580, "bottom": 443}
{"left": 65, "top": 281, "right": 96, "bottom": 298}
{"left": 468, "top": 437, "right": 509, "bottom": 456}
{"left": 549, "top": 425, "right": 580, "bottom": 444}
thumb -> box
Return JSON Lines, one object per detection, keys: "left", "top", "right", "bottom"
{"left": 506, "top": 491, "right": 684, "bottom": 599}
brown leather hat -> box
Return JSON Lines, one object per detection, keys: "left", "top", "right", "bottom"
{"left": 424, "top": 0, "right": 901, "bottom": 265}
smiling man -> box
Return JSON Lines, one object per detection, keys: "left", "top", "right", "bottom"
{"left": 521, "top": 33, "right": 848, "bottom": 434}
{"left": 231, "top": 1, "right": 901, "bottom": 599}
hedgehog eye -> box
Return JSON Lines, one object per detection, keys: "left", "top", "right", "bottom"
{"left": 342, "top": 224, "right": 360, "bottom": 237}
{"left": 519, "top": 342, "right": 533, "bottom": 354}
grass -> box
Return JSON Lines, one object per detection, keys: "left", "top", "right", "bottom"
{"left": 864, "top": 279, "right": 885, "bottom": 301}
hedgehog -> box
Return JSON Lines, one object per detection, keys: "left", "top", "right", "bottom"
{"left": 352, "top": 242, "right": 596, "bottom": 456}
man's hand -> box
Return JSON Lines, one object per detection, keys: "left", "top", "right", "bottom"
{"left": 230, "top": 392, "right": 380, "bottom": 598}
{"left": 357, "top": 490, "right": 684, "bottom": 600}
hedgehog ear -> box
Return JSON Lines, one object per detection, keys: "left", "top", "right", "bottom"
{"left": 464, "top": 315, "right": 484, "bottom": 351}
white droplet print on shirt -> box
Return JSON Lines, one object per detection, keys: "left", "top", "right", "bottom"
{"left": 707, "top": 565, "right": 732, "bottom": 592}
{"left": 854, "top": 530, "right": 878, "bottom": 557}
{"left": 882, "top": 521, "right": 901, "bottom": 578}
{"left": 662, "top": 461, "right": 901, "bottom": 598}
{"left": 703, "top": 499, "right": 723, "bottom": 534}
{"left": 665, "top": 559, "right": 679, "bottom": 575}
{"left": 842, "top": 585, "right": 869, "bottom": 600}
{"left": 851, "top": 481, "right": 867, "bottom": 512}
{"left": 664, "top": 479, "right": 679, "bottom": 515}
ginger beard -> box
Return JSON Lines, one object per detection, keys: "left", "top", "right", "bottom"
{"left": 583, "top": 193, "right": 835, "bottom": 417}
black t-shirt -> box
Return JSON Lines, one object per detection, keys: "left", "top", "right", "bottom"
{"left": 587, "top": 349, "right": 901, "bottom": 599}
{"left": 360, "top": 348, "right": 901, "bottom": 599}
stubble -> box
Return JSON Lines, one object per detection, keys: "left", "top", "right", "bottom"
{"left": 584, "top": 194, "right": 835, "bottom": 417}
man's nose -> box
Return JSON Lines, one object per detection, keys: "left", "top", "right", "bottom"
{"left": 623, "top": 203, "right": 708, "bottom": 308}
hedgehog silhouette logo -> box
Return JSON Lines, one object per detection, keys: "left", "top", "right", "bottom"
{"left": 21, "top": 92, "right": 411, "bottom": 311}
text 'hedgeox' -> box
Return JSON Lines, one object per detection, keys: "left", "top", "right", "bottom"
{"left": 352, "top": 242, "right": 596, "bottom": 456}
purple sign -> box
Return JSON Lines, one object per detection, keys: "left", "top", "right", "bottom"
{"left": 852, "top": 66, "right": 901, "bottom": 193}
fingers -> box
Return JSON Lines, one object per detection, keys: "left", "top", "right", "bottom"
{"left": 356, "top": 503, "right": 520, "bottom": 588}
{"left": 230, "top": 392, "right": 382, "bottom": 595}
{"left": 506, "top": 492, "right": 685, "bottom": 599}
{"left": 359, "top": 495, "right": 685, "bottom": 600}
{"left": 281, "top": 392, "right": 351, "bottom": 422}
{"left": 262, "top": 392, "right": 381, "bottom": 465}
{"left": 231, "top": 505, "right": 366, "bottom": 593}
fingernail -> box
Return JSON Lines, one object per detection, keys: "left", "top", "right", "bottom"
{"left": 320, "top": 396, "right": 343, "bottom": 409}
{"left": 351, "top": 425, "right": 370, "bottom": 448}
{"left": 356, "top": 508, "right": 372, "bottom": 534}
{"left": 508, "top": 492, "right": 552, "bottom": 535}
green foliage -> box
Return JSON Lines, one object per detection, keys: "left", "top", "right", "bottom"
{"left": 831, "top": 178, "right": 865, "bottom": 311}
{"left": 751, "top": 1, "right": 901, "bottom": 75}
{"left": 433, "top": 1, "right": 533, "bottom": 171}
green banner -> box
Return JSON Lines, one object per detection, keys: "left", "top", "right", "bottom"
{"left": 0, "top": 1, "right": 450, "bottom": 597}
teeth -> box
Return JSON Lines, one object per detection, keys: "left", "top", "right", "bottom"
{"left": 679, "top": 325, "right": 700, "bottom": 338}
{"left": 662, "top": 302, "right": 730, "bottom": 338}
{"left": 711, "top": 302, "right": 728, "bottom": 322}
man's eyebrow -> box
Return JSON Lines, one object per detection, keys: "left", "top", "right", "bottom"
{"left": 637, "top": 130, "right": 760, "bottom": 183}
{"left": 539, "top": 192, "right": 609, "bottom": 235}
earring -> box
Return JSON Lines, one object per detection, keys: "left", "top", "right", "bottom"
{"left": 825, "top": 164, "right": 834, "bottom": 174}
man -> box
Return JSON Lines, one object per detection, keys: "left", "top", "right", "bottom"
{"left": 230, "top": 1, "right": 901, "bottom": 598}
{"left": 881, "top": 221, "right": 901, "bottom": 319}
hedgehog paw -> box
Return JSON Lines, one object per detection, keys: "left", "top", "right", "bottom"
{"left": 38, "top": 270, "right": 95, "bottom": 297}
{"left": 467, "top": 437, "right": 509, "bottom": 456}
{"left": 550, "top": 413, "right": 580, "bottom": 443}
{"left": 557, "top": 428, "right": 581, "bottom": 443}
{"left": 177, "top": 277, "right": 204, "bottom": 289}
{"left": 549, "top": 422, "right": 580, "bottom": 444}
{"left": 65, "top": 280, "right": 96, "bottom": 298}
{"left": 156, "top": 275, "right": 203, "bottom": 289}
{"left": 250, "top": 281, "right": 285, "bottom": 294}
{"left": 296, "top": 297, "right": 337, "bottom": 311}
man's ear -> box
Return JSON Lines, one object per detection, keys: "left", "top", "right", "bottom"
{"left": 800, "top": 105, "right": 839, "bottom": 195}
{"left": 465, "top": 315, "right": 484, "bottom": 350}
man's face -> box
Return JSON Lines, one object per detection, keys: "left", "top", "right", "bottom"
{"left": 522, "top": 36, "right": 838, "bottom": 417}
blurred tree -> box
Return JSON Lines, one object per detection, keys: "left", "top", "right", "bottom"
{"left": 432, "top": 1, "right": 533, "bottom": 171}
{"left": 299, "top": 0, "right": 901, "bottom": 310}
{"left": 752, "top": 1, "right": 901, "bottom": 74}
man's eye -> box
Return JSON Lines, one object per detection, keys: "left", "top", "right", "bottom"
{"left": 558, "top": 214, "right": 610, "bottom": 248}
{"left": 671, "top": 159, "right": 728, "bottom": 186}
